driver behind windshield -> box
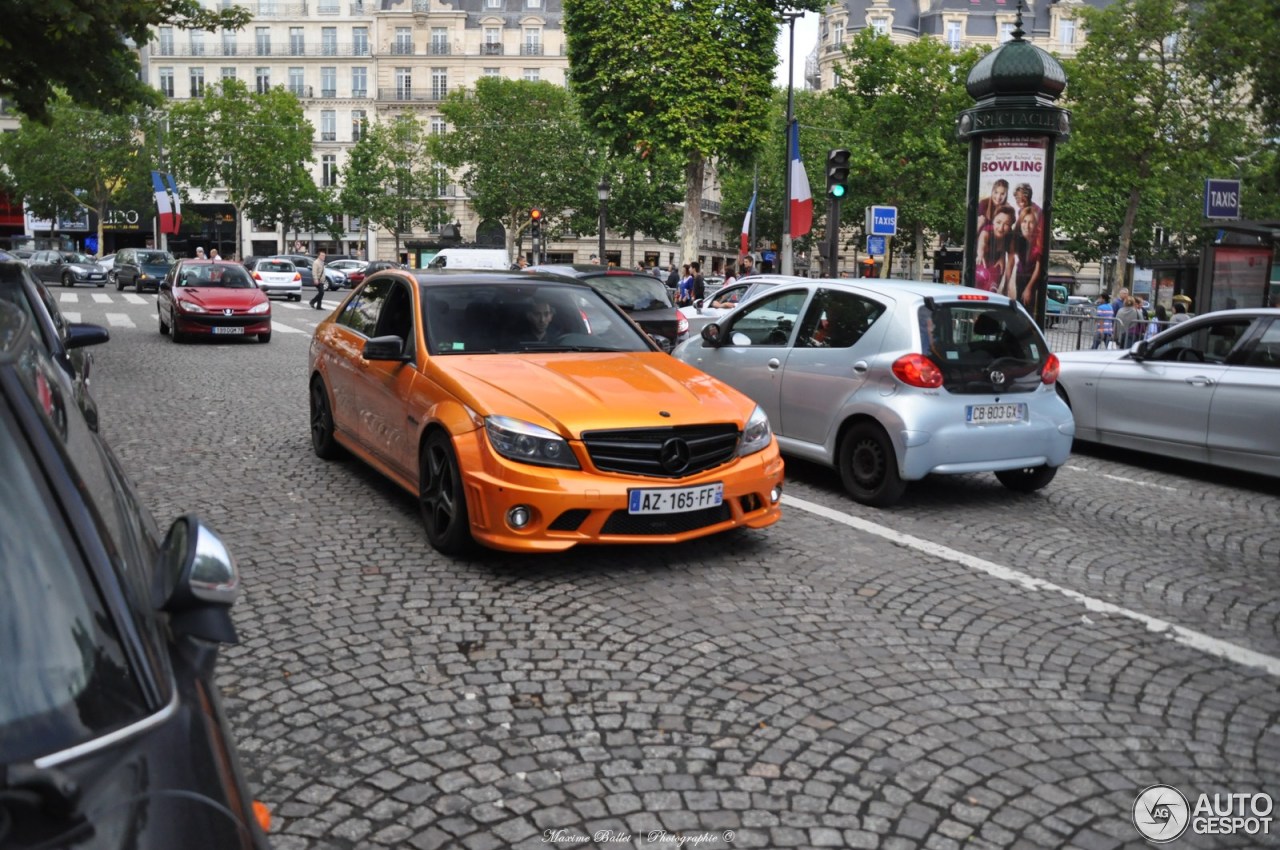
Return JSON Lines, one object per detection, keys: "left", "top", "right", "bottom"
{"left": 525, "top": 298, "right": 557, "bottom": 342}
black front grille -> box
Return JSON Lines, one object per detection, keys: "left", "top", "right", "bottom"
{"left": 548, "top": 509, "right": 590, "bottom": 531}
{"left": 599, "top": 502, "right": 731, "bottom": 535}
{"left": 582, "top": 424, "right": 739, "bottom": 478}
{"left": 184, "top": 314, "right": 267, "bottom": 327}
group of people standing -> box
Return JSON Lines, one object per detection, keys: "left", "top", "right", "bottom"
{"left": 1091, "top": 287, "right": 1191, "bottom": 349}
{"left": 974, "top": 179, "right": 1044, "bottom": 308}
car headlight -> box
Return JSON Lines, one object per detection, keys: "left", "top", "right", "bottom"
{"left": 485, "top": 415, "right": 580, "bottom": 469}
{"left": 737, "top": 405, "right": 772, "bottom": 457}
{"left": 247, "top": 301, "right": 270, "bottom": 314}
{"left": 177, "top": 299, "right": 206, "bottom": 313}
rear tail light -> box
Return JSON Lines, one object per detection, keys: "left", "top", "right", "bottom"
{"left": 252, "top": 271, "right": 262, "bottom": 281}
{"left": 677, "top": 313, "right": 689, "bottom": 336}
{"left": 892, "top": 354, "right": 943, "bottom": 388}
{"left": 957, "top": 294, "right": 989, "bottom": 301}
{"left": 293, "top": 272, "right": 302, "bottom": 282}
{"left": 1041, "top": 353, "right": 1060, "bottom": 385}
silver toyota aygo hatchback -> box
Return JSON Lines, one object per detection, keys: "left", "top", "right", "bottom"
{"left": 672, "top": 278, "right": 1074, "bottom": 506}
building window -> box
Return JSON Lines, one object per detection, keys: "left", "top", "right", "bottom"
{"left": 289, "top": 27, "right": 304, "bottom": 55}
{"left": 352, "top": 66, "right": 367, "bottom": 97}
{"left": 1059, "top": 19, "right": 1076, "bottom": 47}
{"left": 523, "top": 28, "right": 542, "bottom": 55}
{"left": 353, "top": 26, "right": 369, "bottom": 56}
{"left": 321, "top": 110, "right": 336, "bottom": 141}
{"left": 433, "top": 163, "right": 449, "bottom": 197}
{"left": 871, "top": 18, "right": 888, "bottom": 35}
{"left": 396, "top": 67, "right": 412, "bottom": 99}
{"left": 430, "top": 116, "right": 446, "bottom": 135}
{"left": 190, "top": 30, "right": 205, "bottom": 56}
{"left": 486, "top": 0, "right": 501, "bottom": 8}
{"left": 255, "top": 67, "right": 271, "bottom": 93}
{"left": 256, "top": 27, "right": 271, "bottom": 56}
{"left": 832, "top": 22, "right": 844, "bottom": 46}
{"left": 431, "top": 68, "right": 448, "bottom": 100}
{"left": 321, "top": 67, "right": 336, "bottom": 97}
{"left": 394, "top": 27, "right": 413, "bottom": 55}
{"left": 483, "top": 66, "right": 500, "bottom": 77}
{"left": 221, "top": 67, "right": 237, "bottom": 81}
{"left": 351, "top": 110, "right": 367, "bottom": 141}
{"left": 321, "top": 27, "right": 337, "bottom": 56}
{"left": 946, "top": 21, "right": 962, "bottom": 49}
{"left": 158, "top": 27, "right": 174, "bottom": 55}
{"left": 190, "top": 67, "right": 206, "bottom": 97}
{"left": 999, "top": 22, "right": 1014, "bottom": 43}
{"left": 222, "top": 30, "right": 237, "bottom": 56}
{"left": 322, "top": 155, "right": 337, "bottom": 187}
{"left": 527, "top": 0, "right": 541, "bottom": 7}
{"left": 288, "top": 67, "right": 305, "bottom": 96}
{"left": 1163, "top": 32, "right": 1179, "bottom": 56}
{"left": 431, "top": 27, "right": 449, "bottom": 55}
{"left": 260, "top": 0, "right": 277, "bottom": 13}
{"left": 318, "top": 0, "right": 339, "bottom": 12}
{"left": 522, "top": 67, "right": 540, "bottom": 82}
{"left": 482, "top": 27, "right": 502, "bottom": 54}
{"left": 159, "top": 67, "right": 175, "bottom": 98}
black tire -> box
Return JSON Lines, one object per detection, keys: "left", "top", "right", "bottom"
{"left": 258, "top": 331, "right": 272, "bottom": 344}
{"left": 309, "top": 378, "right": 343, "bottom": 459}
{"left": 113, "top": 272, "right": 123, "bottom": 291}
{"left": 995, "top": 465, "right": 1058, "bottom": 493}
{"left": 838, "top": 422, "right": 907, "bottom": 507}
{"left": 61, "top": 272, "right": 74, "bottom": 287}
{"left": 158, "top": 308, "right": 169, "bottom": 336}
{"left": 170, "top": 312, "right": 184, "bottom": 343}
{"left": 419, "top": 431, "right": 472, "bottom": 555}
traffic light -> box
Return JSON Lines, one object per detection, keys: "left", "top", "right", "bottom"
{"left": 826, "top": 149, "right": 851, "bottom": 200}
{"left": 530, "top": 208, "right": 543, "bottom": 240}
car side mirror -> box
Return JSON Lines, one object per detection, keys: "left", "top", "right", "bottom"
{"left": 66, "top": 322, "right": 110, "bottom": 349}
{"left": 1130, "top": 340, "right": 1149, "bottom": 361}
{"left": 701, "top": 323, "right": 723, "bottom": 347}
{"left": 648, "top": 333, "right": 673, "bottom": 352}
{"left": 154, "top": 515, "right": 240, "bottom": 644}
{"left": 363, "top": 335, "right": 411, "bottom": 361}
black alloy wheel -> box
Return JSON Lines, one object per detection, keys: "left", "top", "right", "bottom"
{"left": 419, "top": 431, "right": 472, "bottom": 555}
{"left": 839, "top": 422, "right": 907, "bottom": 507}
{"left": 158, "top": 307, "right": 169, "bottom": 336}
{"left": 994, "top": 465, "right": 1058, "bottom": 493}
{"left": 309, "top": 378, "right": 343, "bottom": 459}
{"left": 61, "top": 272, "right": 74, "bottom": 287}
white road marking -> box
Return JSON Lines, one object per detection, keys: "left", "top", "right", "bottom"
{"left": 784, "top": 494, "right": 1280, "bottom": 678}
{"left": 1066, "top": 465, "right": 1180, "bottom": 492}
{"left": 122, "top": 294, "right": 148, "bottom": 305}
{"left": 104, "top": 313, "right": 135, "bottom": 328}
{"left": 271, "top": 319, "right": 307, "bottom": 334}
{"left": 59, "top": 293, "right": 78, "bottom": 303}
{"left": 92, "top": 293, "right": 112, "bottom": 304}
{"left": 63, "top": 312, "right": 81, "bottom": 323}
{"left": 280, "top": 302, "right": 309, "bottom": 310}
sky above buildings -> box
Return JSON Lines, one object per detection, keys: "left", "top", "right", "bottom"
{"left": 774, "top": 11, "right": 820, "bottom": 88}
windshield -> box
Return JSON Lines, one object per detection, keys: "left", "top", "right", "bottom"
{"left": 588, "top": 274, "right": 674, "bottom": 311}
{"left": 0, "top": 408, "right": 146, "bottom": 762}
{"left": 260, "top": 261, "right": 295, "bottom": 273}
{"left": 180, "top": 265, "right": 255, "bottom": 288}
{"left": 62, "top": 253, "right": 95, "bottom": 264}
{"left": 139, "top": 251, "right": 174, "bottom": 266}
{"left": 423, "top": 282, "right": 652, "bottom": 355}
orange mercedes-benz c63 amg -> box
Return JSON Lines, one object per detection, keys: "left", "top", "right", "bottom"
{"left": 308, "top": 270, "right": 784, "bottom": 554}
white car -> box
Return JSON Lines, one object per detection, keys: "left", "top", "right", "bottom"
{"left": 250, "top": 257, "right": 303, "bottom": 301}
{"left": 680, "top": 278, "right": 781, "bottom": 335}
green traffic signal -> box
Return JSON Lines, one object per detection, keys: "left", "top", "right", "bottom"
{"left": 829, "top": 184, "right": 847, "bottom": 199}
{"left": 826, "top": 148, "right": 851, "bottom": 201}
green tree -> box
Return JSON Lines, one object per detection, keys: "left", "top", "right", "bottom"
{"left": 1055, "top": 0, "right": 1258, "bottom": 290}
{"left": 167, "top": 79, "right": 316, "bottom": 258}
{"left": 0, "top": 0, "right": 250, "bottom": 121}
{"left": 592, "top": 151, "right": 684, "bottom": 267}
{"left": 564, "top": 0, "right": 819, "bottom": 265}
{"left": 435, "top": 78, "right": 597, "bottom": 258}
{"left": 340, "top": 114, "right": 443, "bottom": 259}
{"left": 0, "top": 95, "right": 155, "bottom": 256}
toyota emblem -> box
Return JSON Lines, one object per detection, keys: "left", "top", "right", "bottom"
{"left": 989, "top": 370, "right": 1006, "bottom": 385}
{"left": 658, "top": 437, "right": 691, "bottom": 474}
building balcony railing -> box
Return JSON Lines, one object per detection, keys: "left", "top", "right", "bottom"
{"left": 351, "top": 88, "right": 368, "bottom": 97}
{"left": 480, "top": 43, "right": 503, "bottom": 55}
{"left": 392, "top": 43, "right": 415, "bottom": 55}
{"left": 520, "top": 44, "right": 543, "bottom": 56}
{"left": 320, "top": 88, "right": 337, "bottom": 97}
{"left": 413, "top": 0, "right": 430, "bottom": 10}
{"left": 316, "top": 0, "right": 341, "bottom": 13}
{"left": 430, "top": 43, "right": 451, "bottom": 55}
{"left": 287, "top": 84, "right": 314, "bottom": 97}
{"left": 378, "top": 87, "right": 450, "bottom": 102}
{"left": 251, "top": 2, "right": 310, "bottom": 16}
{"left": 320, "top": 131, "right": 337, "bottom": 141}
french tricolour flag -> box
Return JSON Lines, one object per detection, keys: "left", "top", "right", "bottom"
{"left": 788, "top": 122, "right": 813, "bottom": 239}
{"left": 151, "top": 171, "right": 182, "bottom": 234}
{"left": 740, "top": 189, "right": 756, "bottom": 255}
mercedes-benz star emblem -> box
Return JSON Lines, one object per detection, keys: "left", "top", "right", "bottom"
{"left": 989, "top": 370, "right": 1006, "bottom": 385}
{"left": 659, "top": 437, "right": 691, "bottom": 475}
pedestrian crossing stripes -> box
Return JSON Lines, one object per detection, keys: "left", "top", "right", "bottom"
{"left": 52, "top": 291, "right": 318, "bottom": 336}
{"left": 92, "top": 293, "right": 112, "bottom": 304}
{"left": 105, "top": 313, "right": 135, "bottom": 328}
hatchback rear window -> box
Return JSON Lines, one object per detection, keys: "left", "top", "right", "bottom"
{"left": 261, "top": 261, "right": 295, "bottom": 273}
{"left": 588, "top": 274, "right": 674, "bottom": 311}
{"left": 920, "top": 303, "right": 1047, "bottom": 395}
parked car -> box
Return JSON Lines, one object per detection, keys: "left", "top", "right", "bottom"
{"left": 1045, "top": 283, "right": 1070, "bottom": 319}
{"left": 673, "top": 277, "right": 1074, "bottom": 506}
{"left": 250, "top": 256, "right": 304, "bottom": 301}
{"left": 279, "top": 254, "right": 317, "bottom": 290}
{"left": 327, "top": 258, "right": 368, "bottom": 286}
{"left": 309, "top": 270, "right": 783, "bottom": 554}
{"left": 27, "top": 250, "right": 110, "bottom": 288}
{"left": 158, "top": 259, "right": 273, "bottom": 343}
{"left": 346, "top": 260, "right": 403, "bottom": 290}
{"left": 113, "top": 247, "right": 176, "bottom": 292}
{"left": 1055, "top": 308, "right": 1280, "bottom": 477}
{"left": 0, "top": 259, "right": 109, "bottom": 430}
{"left": 680, "top": 277, "right": 782, "bottom": 335}
{"left": 7, "top": 248, "right": 35, "bottom": 264}
{"left": 0, "top": 299, "right": 272, "bottom": 850}
{"left": 528, "top": 264, "right": 689, "bottom": 352}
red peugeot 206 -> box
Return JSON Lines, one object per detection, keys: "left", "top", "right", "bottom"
{"left": 157, "top": 259, "right": 273, "bottom": 344}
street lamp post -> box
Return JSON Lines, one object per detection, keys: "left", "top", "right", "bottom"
{"left": 598, "top": 177, "right": 611, "bottom": 266}
{"left": 779, "top": 9, "right": 802, "bottom": 276}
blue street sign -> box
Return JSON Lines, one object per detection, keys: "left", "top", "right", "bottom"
{"left": 1204, "top": 179, "right": 1241, "bottom": 220}
{"left": 867, "top": 235, "right": 886, "bottom": 256}
{"left": 868, "top": 205, "right": 898, "bottom": 236}
{"left": 761, "top": 250, "right": 776, "bottom": 263}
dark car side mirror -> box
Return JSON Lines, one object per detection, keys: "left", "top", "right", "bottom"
{"left": 701, "top": 323, "right": 723, "bottom": 347}
{"left": 363, "top": 335, "right": 411, "bottom": 362}
{"left": 1130, "top": 340, "right": 1149, "bottom": 361}
{"left": 65, "top": 322, "right": 110, "bottom": 350}
{"left": 154, "top": 515, "right": 240, "bottom": 644}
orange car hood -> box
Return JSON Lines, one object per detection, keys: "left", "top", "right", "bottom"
{"left": 434, "top": 352, "right": 752, "bottom": 436}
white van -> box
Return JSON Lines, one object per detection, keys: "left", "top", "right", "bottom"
{"left": 426, "top": 248, "right": 511, "bottom": 271}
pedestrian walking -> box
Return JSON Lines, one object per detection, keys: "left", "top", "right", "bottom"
{"left": 310, "top": 250, "right": 327, "bottom": 310}
{"left": 690, "top": 261, "right": 706, "bottom": 303}
{"left": 1092, "top": 296, "right": 1115, "bottom": 349}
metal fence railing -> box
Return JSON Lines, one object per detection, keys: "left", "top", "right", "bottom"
{"left": 1044, "top": 311, "right": 1177, "bottom": 352}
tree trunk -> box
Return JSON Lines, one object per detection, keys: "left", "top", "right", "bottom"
{"left": 1115, "top": 184, "right": 1141, "bottom": 293}
{"left": 680, "top": 152, "right": 704, "bottom": 266}
{"left": 914, "top": 221, "right": 926, "bottom": 282}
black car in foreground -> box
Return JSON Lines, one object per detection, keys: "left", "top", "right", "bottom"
{"left": 527, "top": 264, "right": 689, "bottom": 352}
{"left": 0, "top": 300, "right": 271, "bottom": 849}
